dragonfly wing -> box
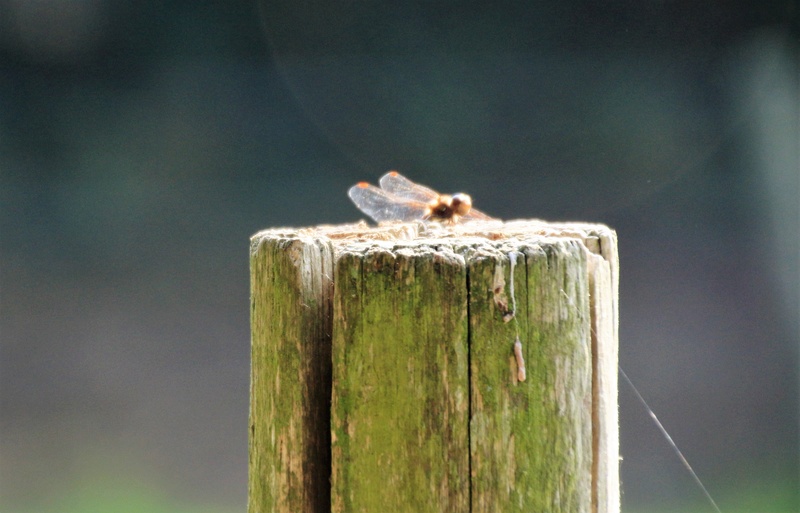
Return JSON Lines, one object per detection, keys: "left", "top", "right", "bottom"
{"left": 462, "top": 207, "right": 495, "bottom": 221}
{"left": 378, "top": 171, "right": 439, "bottom": 202}
{"left": 348, "top": 183, "right": 428, "bottom": 222}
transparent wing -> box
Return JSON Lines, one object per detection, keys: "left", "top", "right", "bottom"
{"left": 378, "top": 171, "right": 439, "bottom": 202}
{"left": 462, "top": 207, "right": 495, "bottom": 221}
{"left": 348, "top": 182, "right": 429, "bottom": 223}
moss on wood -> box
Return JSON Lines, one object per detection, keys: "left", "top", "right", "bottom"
{"left": 249, "top": 222, "right": 617, "bottom": 513}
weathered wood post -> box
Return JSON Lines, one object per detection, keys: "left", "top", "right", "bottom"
{"left": 249, "top": 220, "right": 619, "bottom": 513}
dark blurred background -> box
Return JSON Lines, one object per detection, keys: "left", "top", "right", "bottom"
{"left": 1, "top": 1, "right": 797, "bottom": 512}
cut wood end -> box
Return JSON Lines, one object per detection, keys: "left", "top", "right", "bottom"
{"left": 252, "top": 219, "right": 616, "bottom": 259}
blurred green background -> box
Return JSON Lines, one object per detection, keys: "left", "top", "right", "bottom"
{"left": 1, "top": 1, "right": 797, "bottom": 512}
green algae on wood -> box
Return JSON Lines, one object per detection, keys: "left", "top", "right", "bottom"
{"left": 249, "top": 221, "right": 619, "bottom": 513}
{"left": 331, "top": 243, "right": 470, "bottom": 512}
{"left": 468, "top": 239, "right": 592, "bottom": 512}
{"left": 249, "top": 234, "right": 334, "bottom": 513}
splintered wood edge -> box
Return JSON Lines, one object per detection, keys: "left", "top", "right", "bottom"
{"left": 251, "top": 219, "right": 616, "bottom": 258}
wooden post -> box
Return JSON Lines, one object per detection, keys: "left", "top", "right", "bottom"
{"left": 249, "top": 221, "right": 619, "bottom": 513}
{"left": 249, "top": 233, "right": 334, "bottom": 513}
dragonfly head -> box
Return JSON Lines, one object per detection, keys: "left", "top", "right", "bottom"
{"left": 450, "top": 193, "right": 473, "bottom": 217}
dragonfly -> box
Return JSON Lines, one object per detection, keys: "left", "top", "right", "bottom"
{"left": 348, "top": 171, "right": 494, "bottom": 224}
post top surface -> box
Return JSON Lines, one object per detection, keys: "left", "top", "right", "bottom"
{"left": 253, "top": 219, "right": 614, "bottom": 244}
{"left": 251, "top": 219, "right": 617, "bottom": 265}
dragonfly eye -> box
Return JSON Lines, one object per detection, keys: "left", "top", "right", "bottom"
{"left": 450, "top": 193, "right": 473, "bottom": 216}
